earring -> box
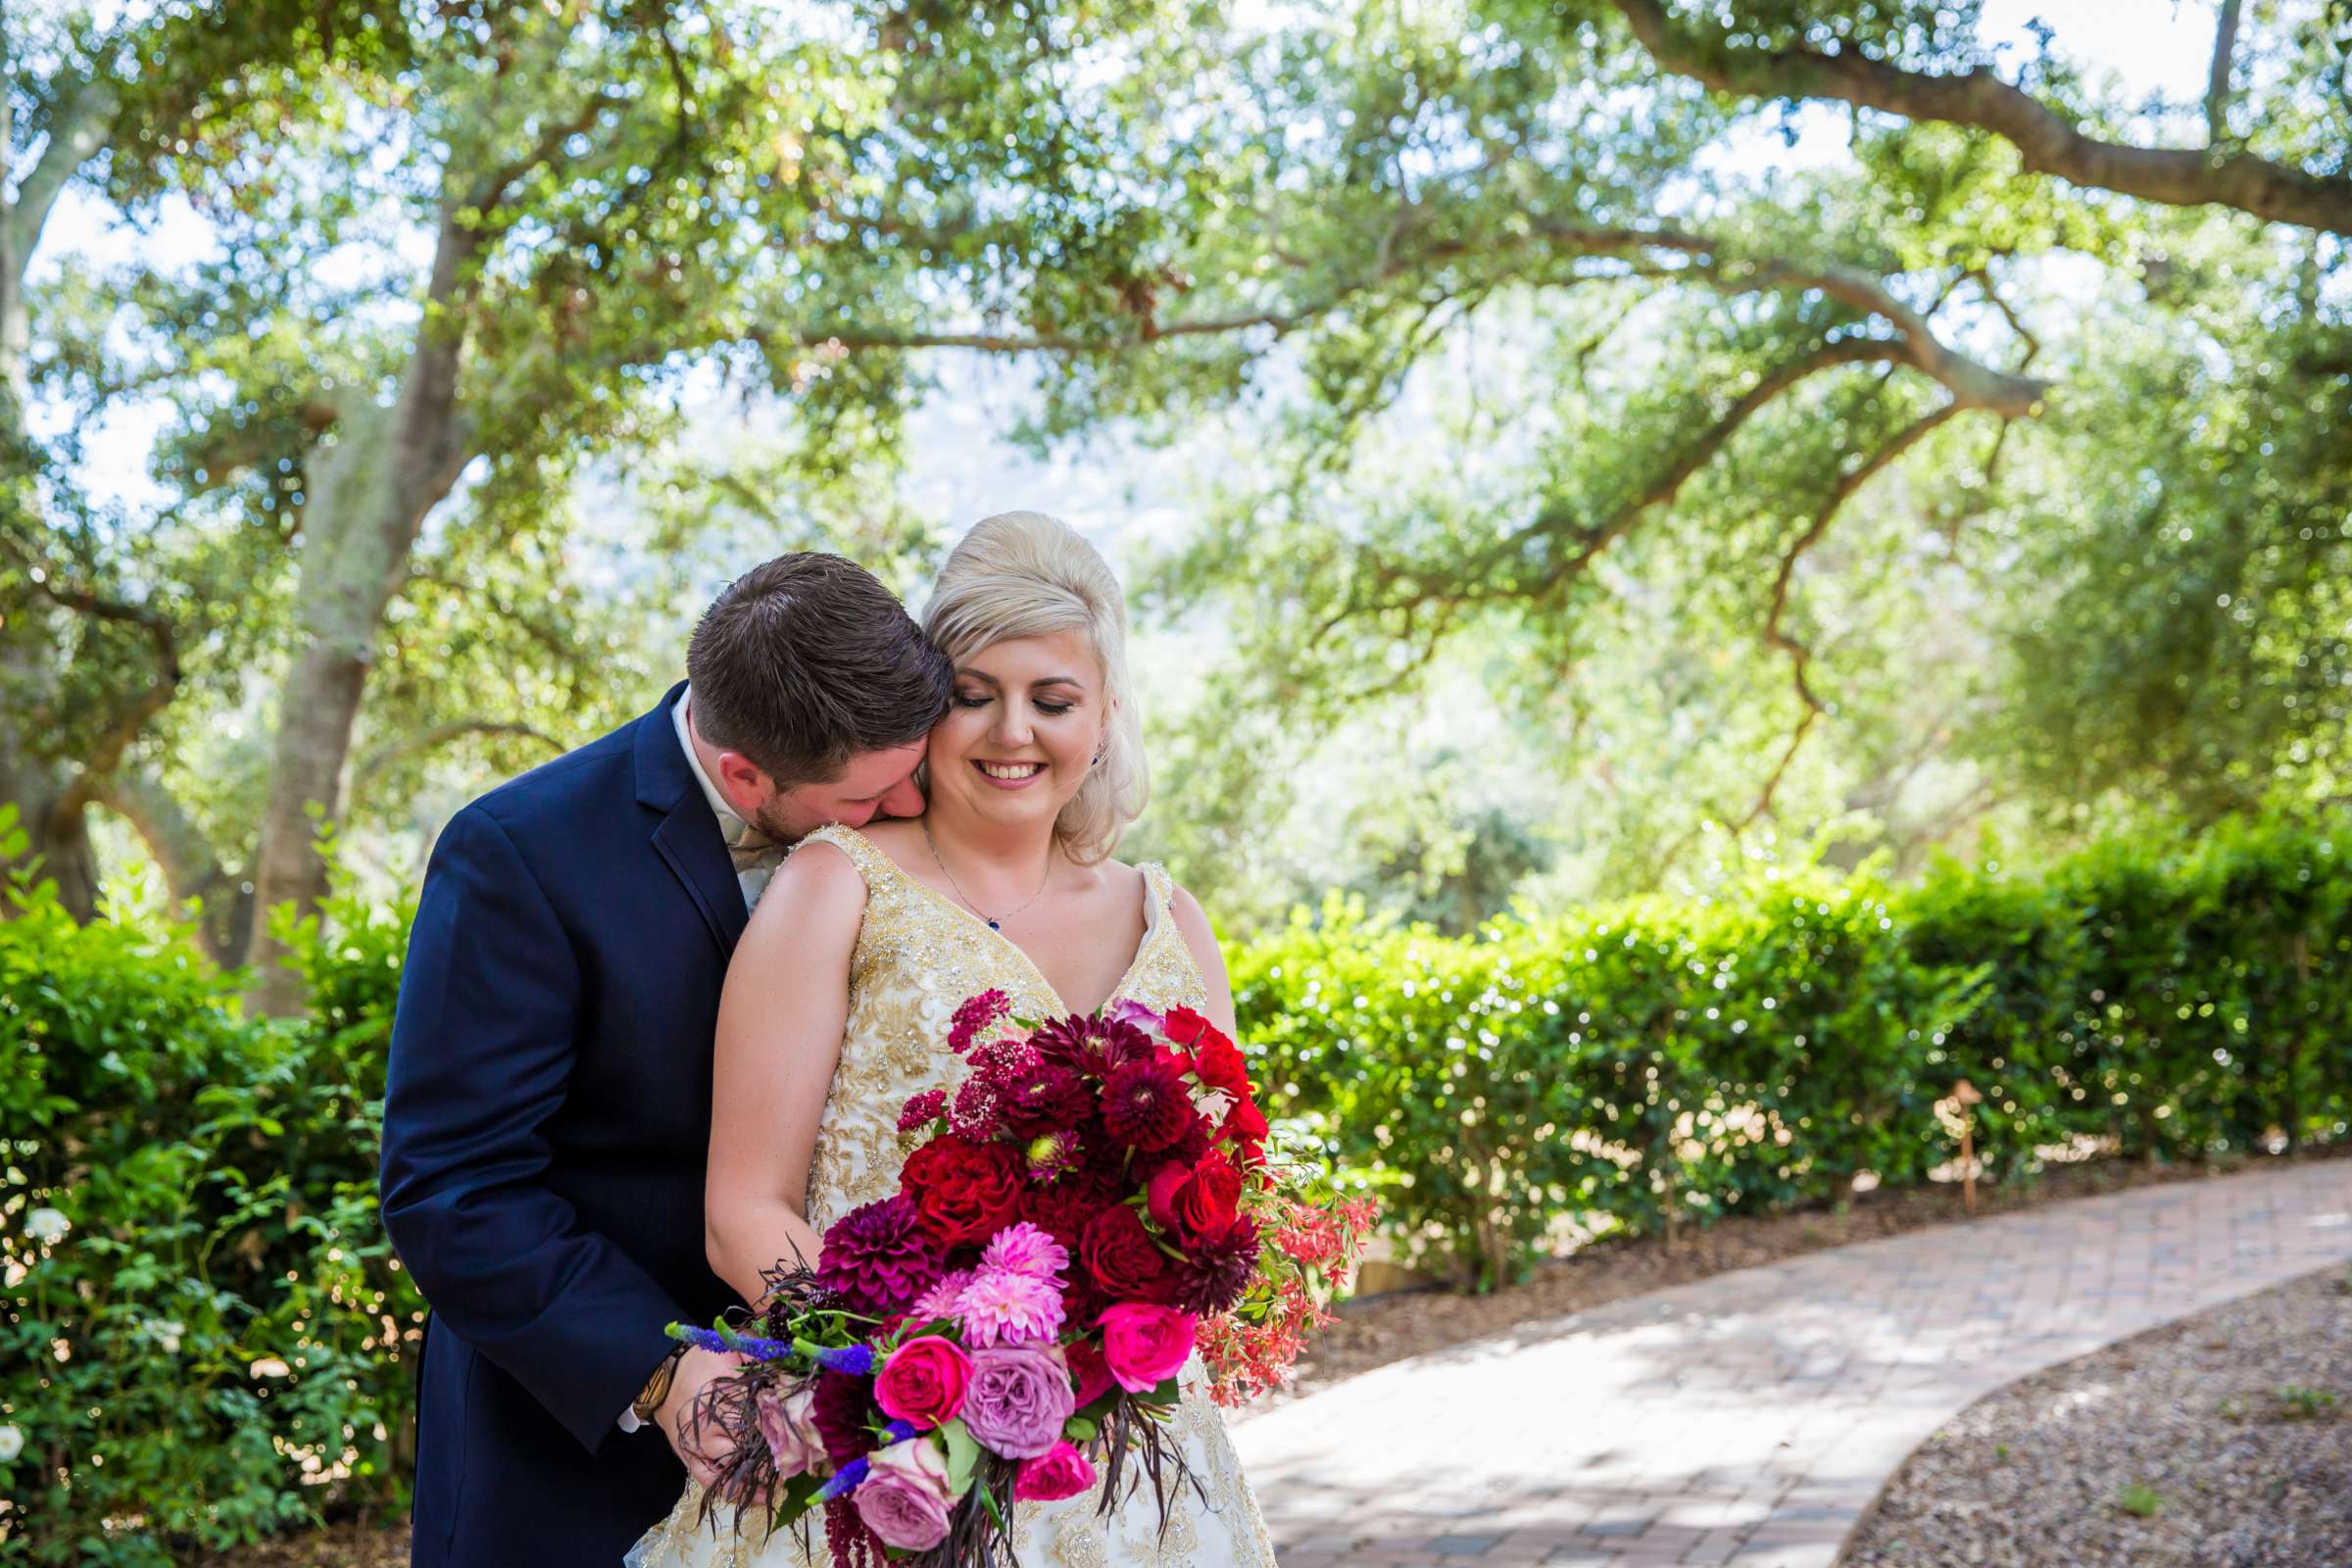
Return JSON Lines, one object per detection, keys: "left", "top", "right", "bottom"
{"left": 1092, "top": 742, "right": 1107, "bottom": 767}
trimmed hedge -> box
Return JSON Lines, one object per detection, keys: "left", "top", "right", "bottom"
{"left": 0, "top": 812, "right": 418, "bottom": 1566}
{"left": 1235, "top": 812, "right": 2352, "bottom": 1290}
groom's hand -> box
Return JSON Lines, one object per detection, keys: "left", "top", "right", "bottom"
{"left": 659, "top": 1346, "right": 750, "bottom": 1492}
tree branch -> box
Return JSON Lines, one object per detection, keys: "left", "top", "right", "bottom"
{"left": 1741, "top": 401, "right": 1964, "bottom": 829}
{"left": 91, "top": 766, "right": 249, "bottom": 966}
{"left": 1526, "top": 225, "right": 2051, "bottom": 416}
{"left": 2206, "top": 0, "right": 2244, "bottom": 147}
{"left": 1611, "top": 0, "right": 2352, "bottom": 236}
{"left": 353, "top": 720, "right": 562, "bottom": 796}
{"left": 0, "top": 533, "right": 181, "bottom": 809}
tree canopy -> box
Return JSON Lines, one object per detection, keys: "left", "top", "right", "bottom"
{"left": 4, "top": 0, "right": 2345, "bottom": 960}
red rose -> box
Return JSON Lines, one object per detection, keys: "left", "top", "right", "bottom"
{"left": 1079, "top": 1203, "right": 1171, "bottom": 1301}
{"left": 901, "top": 1133, "right": 1024, "bottom": 1249}
{"left": 1147, "top": 1151, "right": 1242, "bottom": 1242}
{"left": 1190, "top": 1032, "right": 1252, "bottom": 1101}
{"left": 1175, "top": 1151, "right": 1243, "bottom": 1237}
{"left": 1064, "top": 1336, "right": 1116, "bottom": 1409}
{"left": 1145, "top": 1159, "right": 1191, "bottom": 1233}
{"left": 1160, "top": 1007, "right": 1213, "bottom": 1047}
{"left": 1223, "top": 1092, "right": 1270, "bottom": 1147}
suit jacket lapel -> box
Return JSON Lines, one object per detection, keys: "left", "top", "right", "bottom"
{"left": 635, "top": 682, "right": 752, "bottom": 958}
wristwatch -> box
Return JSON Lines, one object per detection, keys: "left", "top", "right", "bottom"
{"left": 630, "top": 1345, "right": 685, "bottom": 1427}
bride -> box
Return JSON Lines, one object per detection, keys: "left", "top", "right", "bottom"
{"left": 629, "top": 511, "right": 1279, "bottom": 1566}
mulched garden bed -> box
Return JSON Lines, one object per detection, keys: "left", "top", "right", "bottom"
{"left": 1841, "top": 1262, "right": 2352, "bottom": 1567}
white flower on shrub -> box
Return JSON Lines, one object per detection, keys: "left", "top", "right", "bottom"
{"left": 23, "top": 1208, "right": 69, "bottom": 1245}
{"left": 0, "top": 1425, "right": 21, "bottom": 1463}
{"left": 145, "top": 1318, "right": 185, "bottom": 1354}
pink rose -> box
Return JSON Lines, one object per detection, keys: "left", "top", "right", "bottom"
{"left": 960, "top": 1343, "right": 1076, "bottom": 1459}
{"left": 854, "top": 1437, "right": 956, "bottom": 1550}
{"left": 875, "top": 1336, "right": 971, "bottom": 1431}
{"left": 755, "top": 1380, "right": 826, "bottom": 1479}
{"left": 1095, "top": 1302, "right": 1196, "bottom": 1395}
{"left": 1013, "top": 1440, "right": 1098, "bottom": 1502}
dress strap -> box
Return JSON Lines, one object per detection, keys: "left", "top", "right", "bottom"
{"left": 794, "top": 821, "right": 890, "bottom": 886}
{"left": 1139, "top": 862, "right": 1176, "bottom": 934}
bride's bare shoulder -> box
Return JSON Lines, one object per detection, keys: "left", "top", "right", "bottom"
{"left": 844, "top": 815, "right": 929, "bottom": 872}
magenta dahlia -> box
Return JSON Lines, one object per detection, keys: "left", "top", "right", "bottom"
{"left": 1101, "top": 1055, "right": 1199, "bottom": 1152}
{"left": 816, "top": 1196, "right": 944, "bottom": 1317}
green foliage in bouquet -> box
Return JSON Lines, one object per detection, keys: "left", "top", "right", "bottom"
{"left": 0, "top": 808, "right": 421, "bottom": 1565}
{"left": 1236, "top": 812, "right": 2351, "bottom": 1292}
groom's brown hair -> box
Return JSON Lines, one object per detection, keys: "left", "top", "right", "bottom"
{"left": 686, "top": 553, "right": 952, "bottom": 784}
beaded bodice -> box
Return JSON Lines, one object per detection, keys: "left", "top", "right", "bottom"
{"left": 794, "top": 823, "right": 1209, "bottom": 1235}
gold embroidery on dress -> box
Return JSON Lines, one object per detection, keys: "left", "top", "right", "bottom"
{"left": 628, "top": 826, "right": 1276, "bottom": 1567}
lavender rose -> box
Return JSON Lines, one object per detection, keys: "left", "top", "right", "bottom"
{"left": 959, "top": 1343, "right": 1076, "bottom": 1459}
{"left": 854, "top": 1437, "right": 956, "bottom": 1551}
{"left": 755, "top": 1380, "right": 826, "bottom": 1479}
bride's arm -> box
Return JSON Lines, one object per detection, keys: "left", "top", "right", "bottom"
{"left": 705, "top": 841, "right": 867, "bottom": 1306}
{"left": 1166, "top": 883, "right": 1240, "bottom": 1040}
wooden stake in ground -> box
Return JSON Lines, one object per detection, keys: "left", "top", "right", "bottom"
{"left": 1953, "top": 1078, "right": 1984, "bottom": 1217}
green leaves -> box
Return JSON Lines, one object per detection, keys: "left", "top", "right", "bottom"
{"left": 0, "top": 858, "right": 421, "bottom": 1563}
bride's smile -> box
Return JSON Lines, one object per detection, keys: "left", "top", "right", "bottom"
{"left": 930, "top": 628, "right": 1108, "bottom": 824}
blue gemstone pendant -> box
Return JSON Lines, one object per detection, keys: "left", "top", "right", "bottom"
{"left": 988, "top": 919, "right": 1002, "bottom": 931}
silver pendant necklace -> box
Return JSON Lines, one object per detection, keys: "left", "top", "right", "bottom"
{"left": 922, "top": 822, "right": 1052, "bottom": 932}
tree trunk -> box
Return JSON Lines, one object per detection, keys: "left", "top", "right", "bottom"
{"left": 242, "top": 207, "right": 483, "bottom": 1014}
{"left": 0, "top": 743, "right": 100, "bottom": 920}
{"left": 98, "top": 767, "right": 251, "bottom": 966}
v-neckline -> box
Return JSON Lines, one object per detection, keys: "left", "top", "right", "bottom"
{"left": 838, "top": 824, "right": 1163, "bottom": 1017}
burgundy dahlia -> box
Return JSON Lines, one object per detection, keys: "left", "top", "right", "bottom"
{"left": 816, "top": 1196, "right": 944, "bottom": 1317}
{"left": 1167, "top": 1213, "right": 1261, "bottom": 1315}
{"left": 1000, "top": 1061, "right": 1095, "bottom": 1138}
{"left": 1101, "top": 1054, "right": 1199, "bottom": 1152}
{"left": 811, "top": 1368, "right": 880, "bottom": 1464}
{"left": 1031, "top": 1014, "right": 1153, "bottom": 1076}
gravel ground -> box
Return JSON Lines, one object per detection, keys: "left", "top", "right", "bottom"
{"left": 1842, "top": 1264, "right": 2352, "bottom": 1568}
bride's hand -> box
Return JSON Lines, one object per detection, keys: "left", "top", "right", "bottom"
{"left": 660, "top": 1346, "right": 756, "bottom": 1493}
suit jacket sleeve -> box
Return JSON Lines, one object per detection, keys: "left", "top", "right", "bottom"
{"left": 380, "top": 802, "right": 682, "bottom": 1453}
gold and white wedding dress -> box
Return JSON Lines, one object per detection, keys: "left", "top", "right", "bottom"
{"left": 628, "top": 823, "right": 1278, "bottom": 1568}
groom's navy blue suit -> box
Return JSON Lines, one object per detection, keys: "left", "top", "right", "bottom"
{"left": 382, "top": 683, "right": 747, "bottom": 1567}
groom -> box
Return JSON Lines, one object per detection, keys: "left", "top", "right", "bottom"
{"left": 380, "top": 554, "right": 953, "bottom": 1566}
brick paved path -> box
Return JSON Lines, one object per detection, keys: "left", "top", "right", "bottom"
{"left": 1229, "top": 1160, "right": 2352, "bottom": 1568}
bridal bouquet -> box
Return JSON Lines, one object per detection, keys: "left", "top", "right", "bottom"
{"left": 667, "top": 992, "right": 1373, "bottom": 1566}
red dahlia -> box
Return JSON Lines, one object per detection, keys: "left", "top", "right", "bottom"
{"left": 1100, "top": 1055, "right": 1199, "bottom": 1152}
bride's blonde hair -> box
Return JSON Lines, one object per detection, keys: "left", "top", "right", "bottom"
{"left": 921, "top": 511, "right": 1147, "bottom": 863}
